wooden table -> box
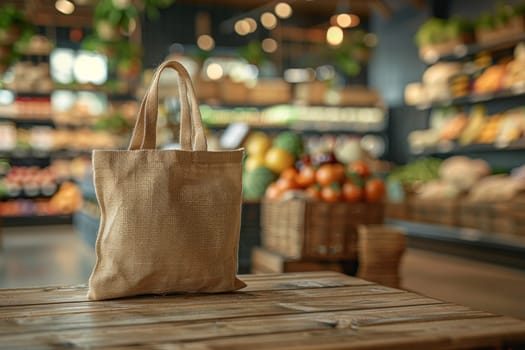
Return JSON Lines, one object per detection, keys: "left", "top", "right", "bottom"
{"left": 1, "top": 271, "right": 525, "bottom": 349}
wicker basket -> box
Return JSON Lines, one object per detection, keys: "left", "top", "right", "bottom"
{"left": 409, "top": 198, "right": 459, "bottom": 227}
{"left": 261, "top": 199, "right": 384, "bottom": 260}
{"left": 385, "top": 200, "right": 410, "bottom": 220}
{"left": 459, "top": 201, "right": 493, "bottom": 231}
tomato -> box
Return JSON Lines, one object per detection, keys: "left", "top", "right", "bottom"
{"left": 365, "top": 178, "right": 386, "bottom": 203}
{"left": 321, "top": 183, "right": 342, "bottom": 203}
{"left": 348, "top": 160, "right": 371, "bottom": 179}
{"left": 332, "top": 163, "right": 346, "bottom": 183}
{"left": 265, "top": 183, "right": 283, "bottom": 200}
{"left": 296, "top": 165, "right": 316, "bottom": 188}
{"left": 280, "top": 167, "right": 298, "bottom": 180}
{"left": 315, "top": 164, "right": 338, "bottom": 187}
{"left": 342, "top": 181, "right": 363, "bottom": 202}
{"left": 306, "top": 184, "right": 322, "bottom": 200}
{"left": 275, "top": 177, "right": 299, "bottom": 191}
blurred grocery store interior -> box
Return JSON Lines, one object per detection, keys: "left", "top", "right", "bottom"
{"left": 0, "top": 0, "right": 525, "bottom": 319}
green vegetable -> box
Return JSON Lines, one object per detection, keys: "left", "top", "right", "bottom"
{"left": 272, "top": 132, "right": 303, "bottom": 159}
{"left": 415, "top": 17, "right": 472, "bottom": 47}
{"left": 388, "top": 158, "right": 442, "bottom": 185}
{"left": 243, "top": 166, "right": 276, "bottom": 199}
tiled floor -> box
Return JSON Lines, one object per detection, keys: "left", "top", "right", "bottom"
{"left": 0, "top": 225, "right": 95, "bottom": 288}
{"left": 1, "top": 224, "right": 525, "bottom": 320}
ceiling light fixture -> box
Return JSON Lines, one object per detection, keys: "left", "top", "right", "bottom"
{"left": 245, "top": 17, "right": 258, "bottom": 33}
{"left": 336, "top": 14, "right": 352, "bottom": 28}
{"left": 55, "top": 0, "right": 75, "bottom": 15}
{"left": 326, "top": 26, "right": 344, "bottom": 46}
{"left": 234, "top": 20, "right": 251, "bottom": 36}
{"left": 274, "top": 2, "right": 292, "bottom": 19}
{"left": 260, "top": 12, "right": 277, "bottom": 30}
{"left": 206, "top": 63, "right": 224, "bottom": 80}
{"left": 197, "top": 34, "right": 215, "bottom": 51}
{"left": 262, "top": 38, "right": 278, "bottom": 53}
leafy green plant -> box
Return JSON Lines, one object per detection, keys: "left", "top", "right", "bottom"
{"left": 239, "top": 40, "right": 268, "bottom": 66}
{"left": 415, "top": 17, "right": 472, "bottom": 47}
{"left": 82, "top": 0, "right": 175, "bottom": 79}
{"left": 0, "top": 4, "right": 33, "bottom": 72}
{"left": 475, "top": 2, "right": 522, "bottom": 30}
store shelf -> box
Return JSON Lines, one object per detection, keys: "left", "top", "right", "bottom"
{"left": 411, "top": 139, "right": 525, "bottom": 156}
{"left": 203, "top": 104, "right": 387, "bottom": 134}
{"left": 207, "top": 123, "right": 386, "bottom": 134}
{"left": 0, "top": 214, "right": 73, "bottom": 227}
{"left": 387, "top": 219, "right": 525, "bottom": 270}
{"left": 11, "top": 89, "right": 136, "bottom": 101}
{"left": 0, "top": 115, "right": 55, "bottom": 126}
{"left": 1, "top": 193, "right": 56, "bottom": 201}
{"left": 416, "top": 88, "right": 525, "bottom": 110}
{"left": 430, "top": 33, "right": 525, "bottom": 63}
{"left": 0, "top": 149, "right": 91, "bottom": 160}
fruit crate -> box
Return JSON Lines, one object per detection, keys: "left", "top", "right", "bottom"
{"left": 251, "top": 246, "right": 357, "bottom": 275}
{"left": 261, "top": 199, "right": 384, "bottom": 260}
{"left": 476, "top": 16, "right": 525, "bottom": 45}
{"left": 459, "top": 200, "right": 517, "bottom": 235}
{"left": 458, "top": 200, "right": 494, "bottom": 232}
{"left": 385, "top": 200, "right": 411, "bottom": 220}
{"left": 409, "top": 198, "right": 459, "bottom": 227}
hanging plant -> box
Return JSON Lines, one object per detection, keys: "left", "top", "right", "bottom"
{"left": 82, "top": 0, "right": 175, "bottom": 82}
{"left": 327, "top": 29, "right": 375, "bottom": 77}
{"left": 239, "top": 40, "right": 269, "bottom": 67}
{"left": 0, "top": 4, "right": 33, "bottom": 74}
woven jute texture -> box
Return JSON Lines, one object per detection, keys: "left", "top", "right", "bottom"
{"left": 87, "top": 60, "right": 246, "bottom": 300}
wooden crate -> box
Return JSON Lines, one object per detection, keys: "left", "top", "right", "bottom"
{"left": 247, "top": 79, "right": 291, "bottom": 105}
{"left": 357, "top": 225, "right": 406, "bottom": 289}
{"left": 251, "top": 246, "right": 351, "bottom": 274}
{"left": 476, "top": 16, "right": 525, "bottom": 45}
{"left": 261, "top": 199, "right": 384, "bottom": 260}
{"left": 385, "top": 200, "right": 410, "bottom": 220}
{"left": 295, "top": 81, "right": 327, "bottom": 105}
{"left": 491, "top": 202, "right": 515, "bottom": 236}
{"left": 218, "top": 79, "right": 248, "bottom": 105}
{"left": 459, "top": 200, "right": 516, "bottom": 235}
{"left": 513, "top": 212, "right": 525, "bottom": 237}
{"left": 459, "top": 201, "right": 493, "bottom": 232}
{"left": 418, "top": 35, "right": 473, "bottom": 62}
{"left": 409, "top": 198, "right": 459, "bottom": 227}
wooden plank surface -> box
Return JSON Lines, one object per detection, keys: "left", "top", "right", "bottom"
{"left": 0, "top": 271, "right": 524, "bottom": 350}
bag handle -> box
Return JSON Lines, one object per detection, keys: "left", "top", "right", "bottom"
{"left": 128, "top": 66, "right": 192, "bottom": 150}
{"left": 128, "top": 60, "right": 207, "bottom": 151}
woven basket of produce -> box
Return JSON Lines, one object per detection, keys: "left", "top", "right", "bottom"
{"left": 261, "top": 199, "right": 384, "bottom": 260}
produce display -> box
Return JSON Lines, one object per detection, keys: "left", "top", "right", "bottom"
{"left": 264, "top": 156, "right": 385, "bottom": 203}
{"left": 242, "top": 130, "right": 388, "bottom": 201}
{"left": 388, "top": 157, "right": 442, "bottom": 186}
{"left": 414, "top": 3, "right": 525, "bottom": 63}
{"left": 0, "top": 158, "right": 88, "bottom": 217}
{"left": 406, "top": 44, "right": 525, "bottom": 107}
{"left": 409, "top": 104, "right": 525, "bottom": 153}
{"left": 0, "top": 182, "right": 81, "bottom": 217}
{"left": 393, "top": 155, "right": 524, "bottom": 202}
{"left": 415, "top": 17, "right": 473, "bottom": 62}
{"left": 0, "top": 122, "right": 125, "bottom": 152}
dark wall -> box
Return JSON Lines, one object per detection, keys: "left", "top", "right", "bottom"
{"left": 141, "top": 3, "right": 245, "bottom": 68}
{"left": 368, "top": 1, "right": 429, "bottom": 107}
{"left": 141, "top": 3, "right": 369, "bottom": 85}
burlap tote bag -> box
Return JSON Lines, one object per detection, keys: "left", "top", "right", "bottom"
{"left": 87, "top": 60, "right": 246, "bottom": 300}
